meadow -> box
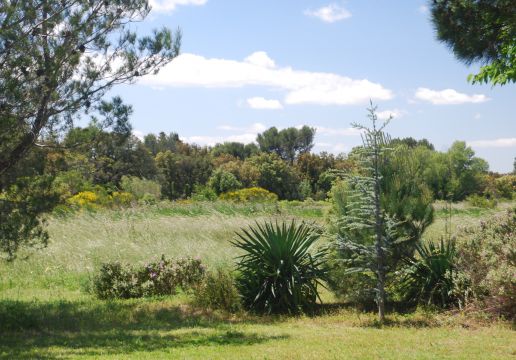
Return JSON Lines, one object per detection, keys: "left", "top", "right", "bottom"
{"left": 0, "top": 200, "right": 514, "bottom": 359}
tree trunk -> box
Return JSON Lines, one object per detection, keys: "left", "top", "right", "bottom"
{"left": 373, "top": 126, "right": 386, "bottom": 323}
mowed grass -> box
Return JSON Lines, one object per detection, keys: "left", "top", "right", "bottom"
{"left": 0, "top": 200, "right": 514, "bottom": 359}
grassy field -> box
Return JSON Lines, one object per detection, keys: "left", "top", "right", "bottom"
{"left": 1, "top": 200, "right": 514, "bottom": 359}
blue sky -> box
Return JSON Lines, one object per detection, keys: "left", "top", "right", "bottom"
{"left": 114, "top": 0, "right": 515, "bottom": 173}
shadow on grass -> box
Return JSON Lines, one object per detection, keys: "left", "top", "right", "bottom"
{"left": 0, "top": 330, "right": 289, "bottom": 359}
{"left": 0, "top": 299, "right": 289, "bottom": 358}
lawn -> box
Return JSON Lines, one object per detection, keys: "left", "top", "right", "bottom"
{"left": 0, "top": 200, "right": 514, "bottom": 359}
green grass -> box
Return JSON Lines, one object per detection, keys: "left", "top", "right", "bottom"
{"left": 0, "top": 200, "right": 514, "bottom": 359}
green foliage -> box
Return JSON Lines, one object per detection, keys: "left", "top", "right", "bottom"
{"left": 0, "top": 2, "right": 179, "bottom": 175}
{"left": 120, "top": 176, "right": 161, "bottom": 202}
{"left": 0, "top": 176, "right": 59, "bottom": 260}
{"left": 144, "top": 132, "right": 182, "bottom": 156}
{"left": 193, "top": 268, "right": 242, "bottom": 313}
{"left": 52, "top": 170, "right": 93, "bottom": 201}
{"left": 298, "top": 179, "right": 313, "bottom": 200}
{"left": 219, "top": 187, "right": 278, "bottom": 203}
{"left": 467, "top": 194, "right": 497, "bottom": 209}
{"left": 399, "top": 239, "right": 457, "bottom": 307}
{"left": 454, "top": 208, "right": 516, "bottom": 318}
{"left": 495, "top": 175, "right": 516, "bottom": 199}
{"left": 190, "top": 185, "right": 218, "bottom": 201}
{"left": 430, "top": 0, "right": 516, "bottom": 85}
{"left": 248, "top": 153, "right": 302, "bottom": 200}
{"left": 219, "top": 159, "right": 260, "bottom": 188}
{"left": 232, "top": 221, "right": 328, "bottom": 314}
{"left": 391, "top": 137, "right": 435, "bottom": 151}
{"left": 256, "top": 126, "right": 316, "bottom": 164}
{"left": 156, "top": 149, "right": 213, "bottom": 200}
{"left": 211, "top": 142, "right": 259, "bottom": 160}
{"left": 93, "top": 256, "right": 206, "bottom": 300}
{"left": 208, "top": 168, "right": 243, "bottom": 195}
{"left": 330, "top": 105, "right": 435, "bottom": 320}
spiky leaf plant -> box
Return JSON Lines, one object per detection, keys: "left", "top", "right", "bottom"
{"left": 232, "top": 221, "right": 328, "bottom": 314}
{"left": 400, "top": 239, "right": 456, "bottom": 307}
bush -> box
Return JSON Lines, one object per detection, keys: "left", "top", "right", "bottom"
{"left": 454, "top": 208, "right": 516, "bottom": 318}
{"left": 92, "top": 256, "right": 206, "bottom": 299}
{"left": 190, "top": 184, "right": 217, "bottom": 201}
{"left": 467, "top": 194, "right": 497, "bottom": 209}
{"left": 193, "top": 268, "right": 242, "bottom": 312}
{"left": 232, "top": 221, "right": 328, "bottom": 314}
{"left": 120, "top": 175, "right": 161, "bottom": 202}
{"left": 111, "top": 191, "right": 134, "bottom": 207}
{"left": 66, "top": 191, "right": 100, "bottom": 209}
{"left": 208, "top": 168, "right": 242, "bottom": 195}
{"left": 93, "top": 262, "right": 141, "bottom": 299}
{"left": 398, "top": 239, "right": 457, "bottom": 308}
{"left": 495, "top": 175, "right": 516, "bottom": 199}
{"left": 219, "top": 187, "right": 278, "bottom": 203}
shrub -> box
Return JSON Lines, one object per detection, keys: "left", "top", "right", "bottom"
{"left": 66, "top": 191, "right": 100, "bottom": 209}
{"left": 111, "top": 191, "right": 134, "bottom": 207}
{"left": 93, "top": 262, "right": 141, "bottom": 299}
{"left": 399, "top": 239, "right": 457, "bottom": 307}
{"left": 298, "top": 179, "right": 313, "bottom": 200}
{"left": 190, "top": 184, "right": 217, "bottom": 201}
{"left": 193, "top": 268, "right": 242, "bottom": 312}
{"left": 208, "top": 168, "right": 242, "bottom": 195}
{"left": 120, "top": 175, "right": 161, "bottom": 201}
{"left": 467, "top": 194, "right": 497, "bottom": 209}
{"left": 495, "top": 175, "right": 516, "bottom": 199}
{"left": 92, "top": 256, "right": 206, "bottom": 299}
{"left": 232, "top": 221, "right": 328, "bottom": 314}
{"left": 454, "top": 208, "right": 516, "bottom": 318}
{"left": 219, "top": 187, "right": 278, "bottom": 203}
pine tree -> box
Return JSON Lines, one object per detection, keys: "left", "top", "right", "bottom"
{"left": 336, "top": 103, "right": 393, "bottom": 322}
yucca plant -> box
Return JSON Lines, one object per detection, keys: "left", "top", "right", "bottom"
{"left": 232, "top": 221, "right": 328, "bottom": 314}
{"left": 400, "top": 238, "right": 456, "bottom": 307}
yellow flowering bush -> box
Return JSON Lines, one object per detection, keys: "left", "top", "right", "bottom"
{"left": 219, "top": 187, "right": 278, "bottom": 203}
{"left": 111, "top": 191, "right": 134, "bottom": 206}
{"left": 66, "top": 191, "right": 99, "bottom": 208}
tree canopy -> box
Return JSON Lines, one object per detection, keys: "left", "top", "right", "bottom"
{"left": 256, "top": 126, "right": 316, "bottom": 164}
{"left": 0, "top": 0, "right": 180, "bottom": 176}
{"left": 430, "top": 0, "right": 516, "bottom": 85}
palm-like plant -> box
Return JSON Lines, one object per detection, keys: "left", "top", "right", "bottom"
{"left": 400, "top": 238, "right": 456, "bottom": 307}
{"left": 232, "top": 221, "right": 328, "bottom": 314}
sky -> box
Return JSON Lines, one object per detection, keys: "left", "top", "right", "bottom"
{"left": 113, "top": 0, "right": 515, "bottom": 173}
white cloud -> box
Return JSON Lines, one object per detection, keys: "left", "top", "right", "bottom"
{"left": 474, "top": 113, "right": 482, "bottom": 119}
{"left": 304, "top": 3, "right": 352, "bottom": 23}
{"left": 141, "top": 51, "right": 393, "bottom": 106}
{"left": 314, "top": 142, "right": 349, "bottom": 153}
{"left": 418, "top": 5, "right": 429, "bottom": 14}
{"left": 415, "top": 87, "right": 489, "bottom": 105}
{"left": 246, "top": 97, "right": 283, "bottom": 110}
{"left": 468, "top": 138, "right": 516, "bottom": 148}
{"left": 182, "top": 133, "right": 258, "bottom": 146}
{"left": 217, "top": 123, "right": 267, "bottom": 133}
{"left": 376, "top": 108, "right": 407, "bottom": 120}
{"left": 314, "top": 126, "right": 361, "bottom": 136}
{"left": 244, "top": 51, "right": 276, "bottom": 68}
{"left": 149, "top": 0, "right": 207, "bottom": 13}
{"left": 132, "top": 130, "right": 145, "bottom": 141}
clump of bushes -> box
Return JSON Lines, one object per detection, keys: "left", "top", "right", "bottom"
{"left": 220, "top": 187, "right": 278, "bottom": 203}
{"left": 93, "top": 255, "right": 205, "bottom": 299}
{"left": 193, "top": 268, "right": 242, "bottom": 312}
{"left": 66, "top": 188, "right": 134, "bottom": 210}
{"left": 454, "top": 208, "right": 515, "bottom": 318}
{"left": 467, "top": 194, "right": 497, "bottom": 209}
{"left": 232, "top": 221, "right": 328, "bottom": 314}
